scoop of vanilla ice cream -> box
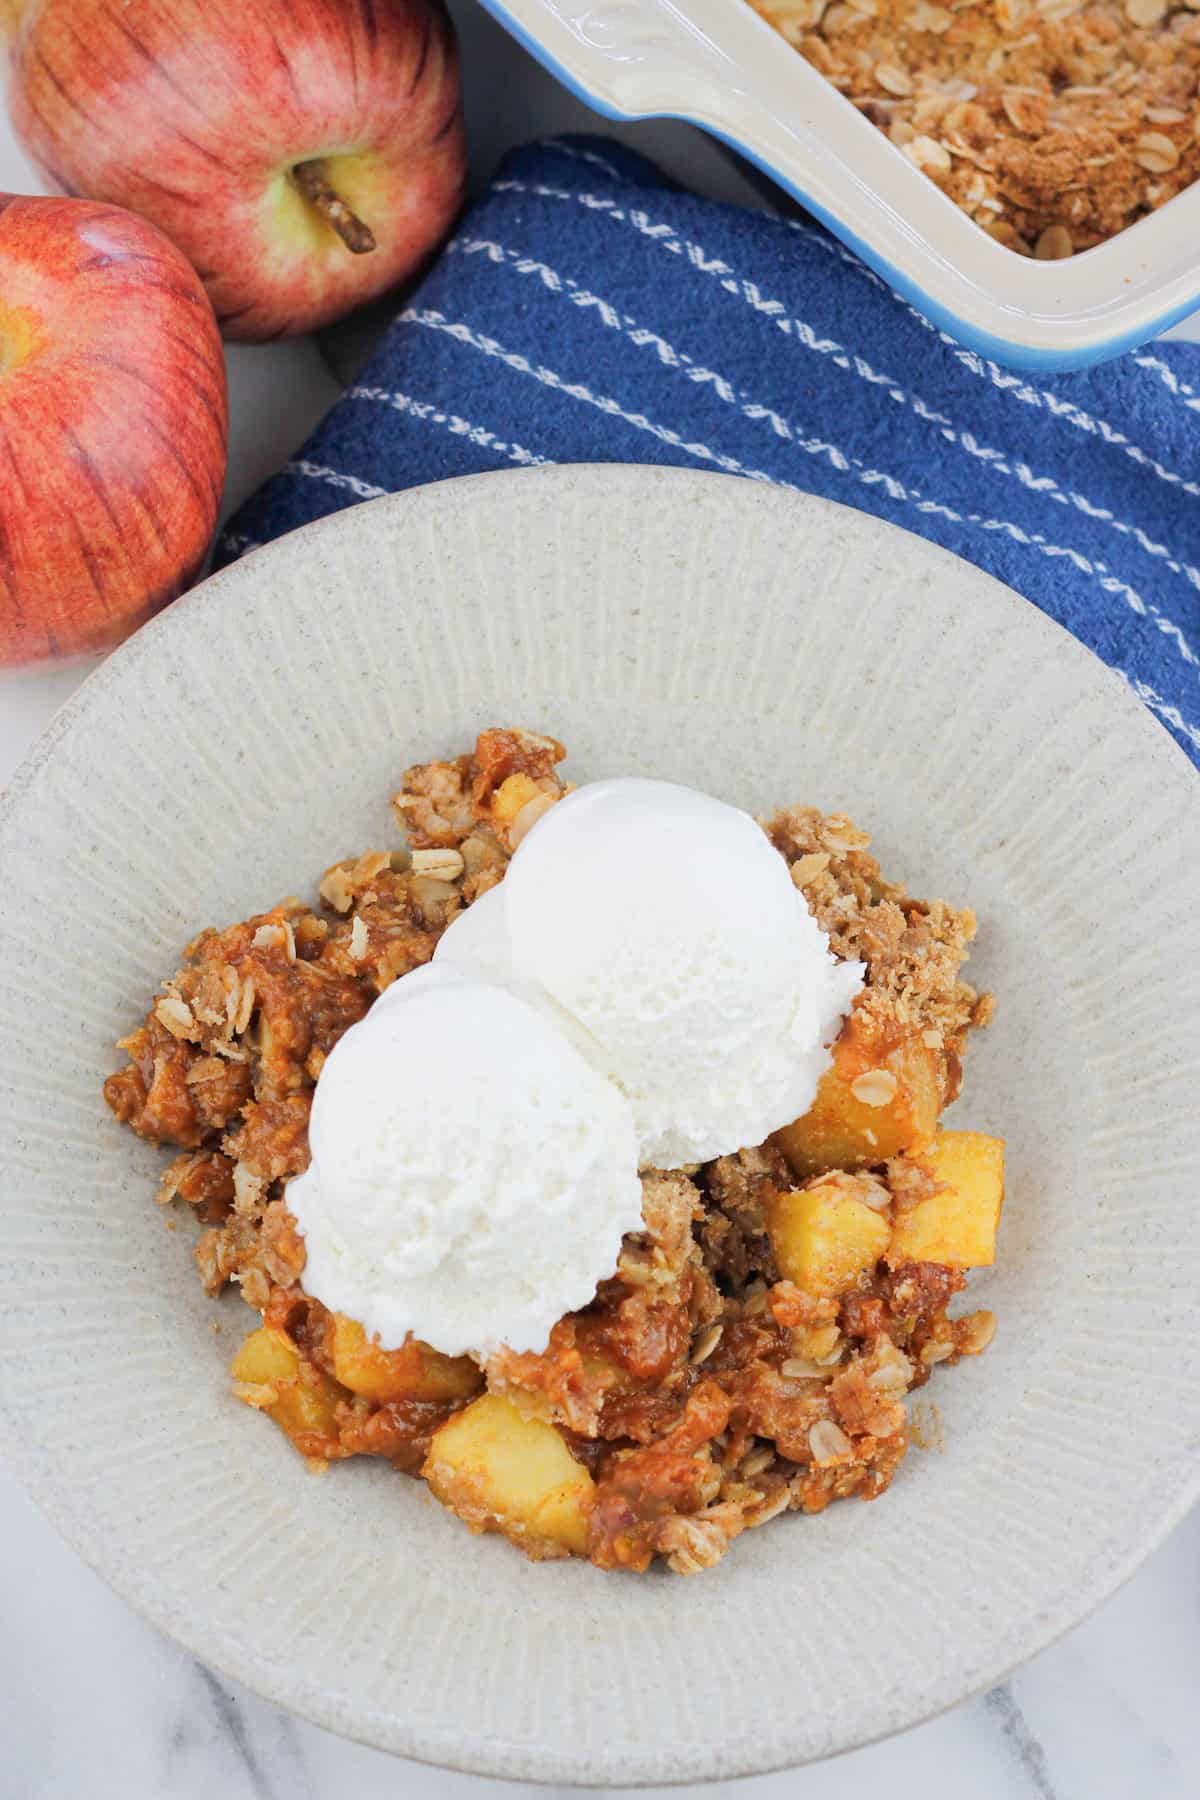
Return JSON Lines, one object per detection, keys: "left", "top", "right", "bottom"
{"left": 435, "top": 778, "right": 864, "bottom": 1167}
{"left": 287, "top": 961, "right": 643, "bottom": 1357}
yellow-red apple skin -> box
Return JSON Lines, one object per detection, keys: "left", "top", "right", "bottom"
{"left": 0, "top": 194, "right": 228, "bottom": 668}
{"left": 5, "top": 0, "right": 468, "bottom": 340}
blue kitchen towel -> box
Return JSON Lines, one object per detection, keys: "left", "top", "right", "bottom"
{"left": 217, "top": 135, "right": 1200, "bottom": 770}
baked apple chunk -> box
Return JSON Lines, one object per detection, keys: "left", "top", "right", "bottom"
{"left": 774, "top": 1014, "right": 948, "bottom": 1178}
{"left": 424, "top": 1392, "right": 594, "bottom": 1558}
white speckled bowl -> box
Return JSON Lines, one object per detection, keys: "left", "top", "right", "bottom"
{"left": 1, "top": 466, "right": 1198, "bottom": 1784}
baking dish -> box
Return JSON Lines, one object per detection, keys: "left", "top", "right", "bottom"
{"left": 476, "top": 0, "right": 1200, "bottom": 369}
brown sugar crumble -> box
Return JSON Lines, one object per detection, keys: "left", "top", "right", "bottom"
{"left": 747, "top": 0, "right": 1200, "bottom": 253}
{"left": 103, "top": 728, "right": 999, "bottom": 1576}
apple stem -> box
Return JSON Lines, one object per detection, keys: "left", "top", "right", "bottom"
{"left": 291, "top": 160, "right": 376, "bottom": 255}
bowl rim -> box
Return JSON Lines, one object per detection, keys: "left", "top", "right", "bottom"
{"left": 475, "top": 0, "right": 1200, "bottom": 370}
{"left": 2, "top": 464, "right": 1199, "bottom": 1783}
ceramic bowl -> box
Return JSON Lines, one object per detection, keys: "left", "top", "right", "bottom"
{"left": 1, "top": 465, "right": 1198, "bottom": 1782}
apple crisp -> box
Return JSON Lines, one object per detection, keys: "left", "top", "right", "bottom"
{"left": 104, "top": 727, "right": 999, "bottom": 1575}
{"left": 748, "top": 0, "right": 1200, "bottom": 254}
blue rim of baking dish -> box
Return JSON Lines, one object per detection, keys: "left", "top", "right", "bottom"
{"left": 475, "top": 0, "right": 1200, "bottom": 373}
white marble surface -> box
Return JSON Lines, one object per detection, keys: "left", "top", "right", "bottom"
{"left": 1, "top": 4, "right": 1198, "bottom": 1794}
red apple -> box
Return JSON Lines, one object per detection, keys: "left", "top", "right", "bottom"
{"left": 2, "top": 0, "right": 467, "bottom": 341}
{"left": 0, "top": 193, "right": 228, "bottom": 668}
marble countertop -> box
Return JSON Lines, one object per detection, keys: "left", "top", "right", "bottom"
{"left": 1, "top": 6, "right": 1197, "bottom": 1795}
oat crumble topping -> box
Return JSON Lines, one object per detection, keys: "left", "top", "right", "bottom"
{"left": 748, "top": 0, "right": 1200, "bottom": 253}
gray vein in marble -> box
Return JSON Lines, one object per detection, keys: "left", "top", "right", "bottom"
{"left": 270, "top": 1706, "right": 321, "bottom": 1800}
{"left": 985, "top": 1682, "right": 1056, "bottom": 1800}
{"left": 196, "top": 1665, "right": 284, "bottom": 1800}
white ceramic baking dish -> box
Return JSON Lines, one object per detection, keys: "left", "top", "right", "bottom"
{"left": 477, "top": 0, "right": 1200, "bottom": 369}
